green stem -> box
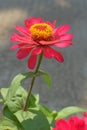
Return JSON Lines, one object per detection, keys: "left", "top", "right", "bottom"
{"left": 23, "top": 53, "right": 43, "bottom": 111}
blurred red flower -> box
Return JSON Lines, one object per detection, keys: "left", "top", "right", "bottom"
{"left": 11, "top": 17, "right": 73, "bottom": 69}
{"left": 52, "top": 113, "right": 87, "bottom": 130}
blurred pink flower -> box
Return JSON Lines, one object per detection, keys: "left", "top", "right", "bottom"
{"left": 11, "top": 17, "right": 73, "bottom": 69}
{"left": 52, "top": 113, "right": 87, "bottom": 130}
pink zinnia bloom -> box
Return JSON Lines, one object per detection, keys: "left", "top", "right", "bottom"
{"left": 52, "top": 113, "right": 87, "bottom": 130}
{"left": 10, "top": 17, "right": 73, "bottom": 69}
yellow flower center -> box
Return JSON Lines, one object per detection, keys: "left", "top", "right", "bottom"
{"left": 30, "top": 23, "right": 53, "bottom": 41}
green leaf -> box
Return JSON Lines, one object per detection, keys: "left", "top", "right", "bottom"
{"left": 6, "top": 72, "right": 34, "bottom": 99}
{"left": 0, "top": 72, "right": 33, "bottom": 101}
{"left": 0, "top": 99, "right": 4, "bottom": 103}
{"left": 3, "top": 106, "right": 23, "bottom": 129}
{"left": 39, "top": 105, "right": 57, "bottom": 127}
{"left": 28, "top": 94, "right": 39, "bottom": 108}
{"left": 39, "top": 104, "right": 53, "bottom": 117}
{"left": 6, "top": 86, "right": 27, "bottom": 113}
{"left": 0, "top": 117, "right": 18, "bottom": 130}
{"left": 3, "top": 72, "right": 35, "bottom": 113}
{"left": 14, "top": 110, "right": 36, "bottom": 122}
{"left": 0, "top": 88, "right": 9, "bottom": 101}
{"left": 14, "top": 109, "right": 50, "bottom": 130}
{"left": 56, "top": 106, "right": 87, "bottom": 119}
{"left": 37, "top": 70, "right": 52, "bottom": 87}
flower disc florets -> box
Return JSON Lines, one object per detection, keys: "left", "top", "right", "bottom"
{"left": 30, "top": 23, "right": 53, "bottom": 41}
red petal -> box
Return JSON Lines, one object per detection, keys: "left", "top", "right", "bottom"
{"left": 10, "top": 43, "right": 26, "bottom": 50}
{"left": 39, "top": 40, "right": 59, "bottom": 45}
{"left": 10, "top": 44, "right": 19, "bottom": 50}
{"left": 28, "top": 54, "right": 37, "bottom": 69}
{"left": 32, "top": 47, "right": 42, "bottom": 55}
{"left": 44, "top": 46, "right": 64, "bottom": 62}
{"left": 15, "top": 25, "right": 30, "bottom": 36}
{"left": 43, "top": 46, "right": 54, "bottom": 58}
{"left": 69, "top": 116, "right": 85, "bottom": 130}
{"left": 10, "top": 33, "right": 33, "bottom": 44}
{"left": 24, "top": 17, "right": 43, "bottom": 27}
{"left": 54, "top": 41, "right": 73, "bottom": 48}
{"left": 55, "top": 25, "right": 70, "bottom": 36}
{"left": 84, "top": 112, "right": 87, "bottom": 117}
{"left": 54, "top": 50, "right": 64, "bottom": 62}
{"left": 59, "top": 34, "right": 73, "bottom": 41}
{"left": 16, "top": 47, "right": 33, "bottom": 59}
{"left": 55, "top": 119, "right": 70, "bottom": 130}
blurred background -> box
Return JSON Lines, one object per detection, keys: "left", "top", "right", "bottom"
{"left": 0, "top": 0, "right": 87, "bottom": 110}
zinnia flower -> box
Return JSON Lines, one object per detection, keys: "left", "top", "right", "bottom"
{"left": 10, "top": 17, "right": 73, "bottom": 69}
{"left": 52, "top": 113, "right": 87, "bottom": 130}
